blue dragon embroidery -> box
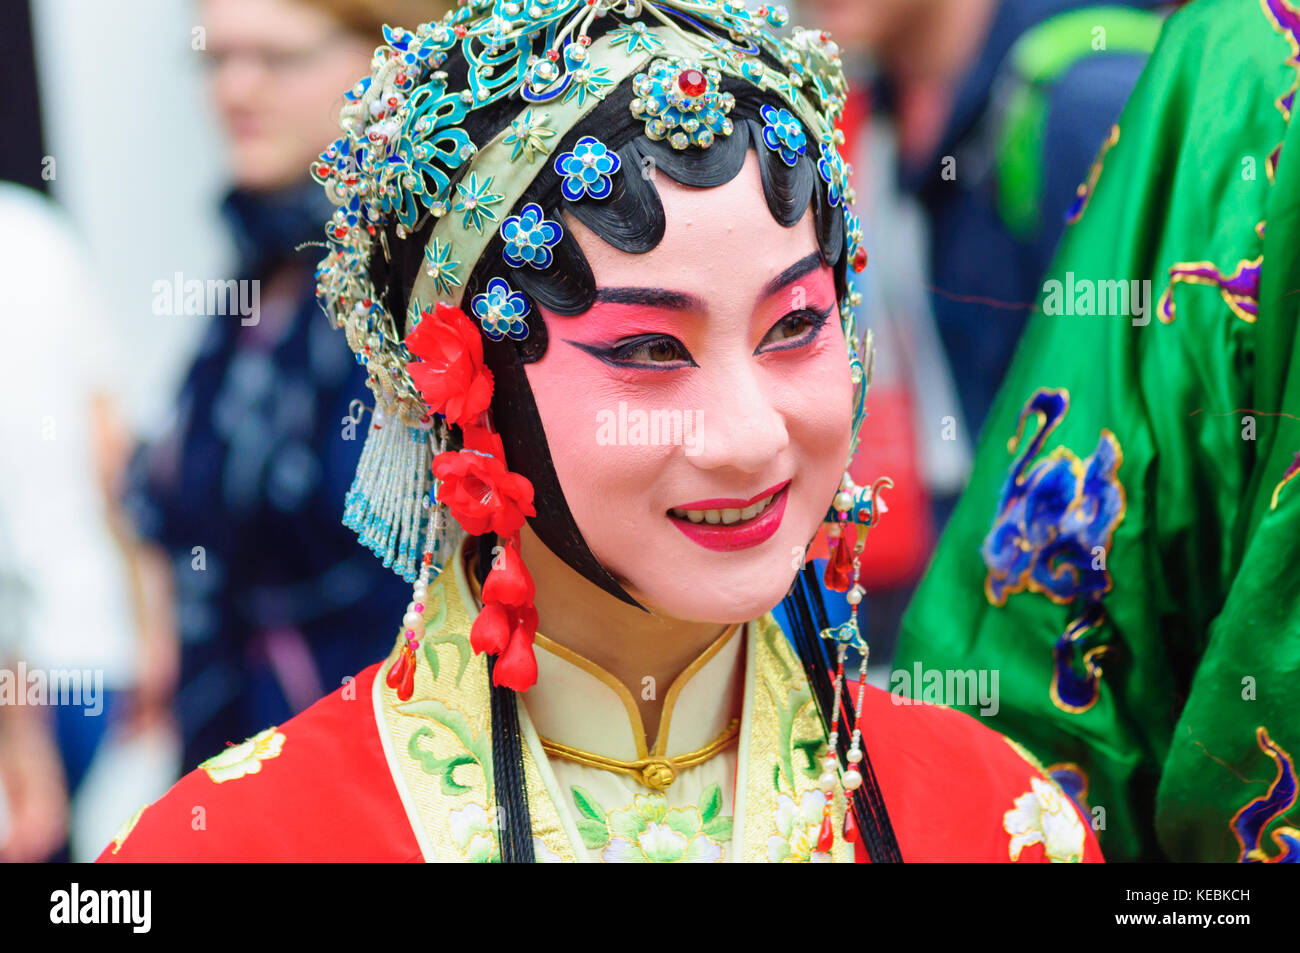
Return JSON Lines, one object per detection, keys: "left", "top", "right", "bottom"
{"left": 982, "top": 389, "right": 1125, "bottom": 713}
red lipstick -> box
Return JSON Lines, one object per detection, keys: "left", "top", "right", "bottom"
{"left": 667, "top": 481, "right": 790, "bottom": 552}
{"left": 671, "top": 480, "right": 789, "bottom": 511}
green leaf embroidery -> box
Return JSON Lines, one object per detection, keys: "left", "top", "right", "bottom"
{"left": 570, "top": 785, "right": 606, "bottom": 822}
{"left": 422, "top": 592, "right": 472, "bottom": 688}
{"left": 794, "top": 737, "right": 825, "bottom": 778}
{"left": 702, "top": 816, "right": 733, "bottom": 842}
{"left": 406, "top": 731, "right": 476, "bottom": 795}
{"left": 576, "top": 818, "right": 611, "bottom": 850}
{"left": 663, "top": 806, "right": 703, "bottom": 839}
{"left": 397, "top": 697, "right": 493, "bottom": 799}
{"left": 700, "top": 783, "right": 723, "bottom": 823}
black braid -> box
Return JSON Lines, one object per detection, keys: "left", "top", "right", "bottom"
{"left": 477, "top": 534, "right": 536, "bottom": 863}
{"left": 781, "top": 564, "right": 903, "bottom": 863}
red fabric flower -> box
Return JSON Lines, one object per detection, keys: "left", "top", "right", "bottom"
{"left": 470, "top": 602, "right": 511, "bottom": 656}
{"left": 493, "top": 604, "right": 539, "bottom": 692}
{"left": 482, "top": 539, "right": 535, "bottom": 607}
{"left": 432, "top": 447, "right": 535, "bottom": 537}
{"left": 461, "top": 423, "right": 504, "bottom": 460}
{"left": 404, "top": 303, "right": 494, "bottom": 428}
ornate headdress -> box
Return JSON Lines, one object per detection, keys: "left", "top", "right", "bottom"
{"left": 312, "top": 0, "right": 874, "bottom": 692}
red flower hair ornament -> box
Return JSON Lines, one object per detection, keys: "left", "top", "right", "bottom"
{"left": 405, "top": 302, "right": 494, "bottom": 428}
{"left": 402, "top": 306, "right": 540, "bottom": 693}
{"left": 432, "top": 426, "right": 536, "bottom": 537}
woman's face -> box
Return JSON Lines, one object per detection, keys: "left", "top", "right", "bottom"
{"left": 524, "top": 150, "right": 853, "bottom": 623}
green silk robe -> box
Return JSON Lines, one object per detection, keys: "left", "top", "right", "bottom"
{"left": 897, "top": 0, "right": 1300, "bottom": 862}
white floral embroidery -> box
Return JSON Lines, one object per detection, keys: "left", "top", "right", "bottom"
{"left": 767, "top": 791, "right": 831, "bottom": 863}
{"left": 532, "top": 836, "right": 563, "bottom": 862}
{"left": 448, "top": 802, "right": 498, "bottom": 863}
{"left": 199, "top": 727, "right": 285, "bottom": 784}
{"left": 1004, "top": 777, "right": 1086, "bottom": 862}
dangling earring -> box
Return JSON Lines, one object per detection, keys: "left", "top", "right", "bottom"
{"left": 817, "top": 472, "right": 892, "bottom": 848}
{"left": 382, "top": 418, "right": 457, "bottom": 703}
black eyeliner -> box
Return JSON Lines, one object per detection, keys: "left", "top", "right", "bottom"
{"left": 755, "top": 304, "right": 835, "bottom": 354}
{"left": 562, "top": 334, "right": 698, "bottom": 370}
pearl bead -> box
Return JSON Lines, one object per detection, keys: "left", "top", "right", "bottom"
{"left": 833, "top": 491, "right": 853, "bottom": 512}
{"left": 822, "top": 754, "right": 837, "bottom": 770}
{"left": 819, "top": 771, "right": 837, "bottom": 788}
{"left": 847, "top": 587, "right": 863, "bottom": 606}
{"left": 847, "top": 747, "right": 862, "bottom": 764}
{"left": 842, "top": 768, "right": 862, "bottom": 790}
{"left": 412, "top": 587, "right": 427, "bottom": 603}
{"left": 403, "top": 610, "right": 422, "bottom": 630}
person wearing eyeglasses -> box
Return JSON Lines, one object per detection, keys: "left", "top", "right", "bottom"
{"left": 123, "top": 0, "right": 444, "bottom": 777}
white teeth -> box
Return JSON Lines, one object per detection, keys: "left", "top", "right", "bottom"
{"left": 670, "top": 492, "right": 777, "bottom": 526}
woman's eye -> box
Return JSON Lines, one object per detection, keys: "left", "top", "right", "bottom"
{"left": 759, "top": 306, "right": 832, "bottom": 351}
{"left": 610, "top": 335, "right": 692, "bottom": 366}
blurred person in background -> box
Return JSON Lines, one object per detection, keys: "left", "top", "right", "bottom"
{"left": 837, "top": 0, "right": 1168, "bottom": 450}
{"left": 124, "top": 0, "right": 442, "bottom": 774}
{"left": 0, "top": 183, "right": 141, "bottom": 861}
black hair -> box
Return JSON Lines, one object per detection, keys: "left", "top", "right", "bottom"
{"left": 372, "top": 14, "right": 898, "bottom": 863}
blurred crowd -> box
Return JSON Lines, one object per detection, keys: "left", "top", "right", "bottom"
{"left": 0, "top": 0, "right": 1175, "bottom": 861}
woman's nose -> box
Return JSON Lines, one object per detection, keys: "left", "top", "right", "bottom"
{"left": 686, "top": 362, "right": 790, "bottom": 474}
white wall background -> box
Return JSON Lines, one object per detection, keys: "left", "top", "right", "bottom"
{"left": 31, "top": 0, "right": 234, "bottom": 437}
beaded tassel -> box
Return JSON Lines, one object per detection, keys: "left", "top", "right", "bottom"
{"left": 387, "top": 494, "right": 452, "bottom": 702}
{"left": 342, "top": 394, "right": 441, "bottom": 584}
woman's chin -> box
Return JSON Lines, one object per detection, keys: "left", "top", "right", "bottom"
{"left": 617, "top": 550, "right": 802, "bottom": 625}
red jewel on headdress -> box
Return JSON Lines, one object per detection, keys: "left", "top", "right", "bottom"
{"left": 678, "top": 69, "right": 708, "bottom": 97}
{"left": 853, "top": 248, "right": 868, "bottom": 272}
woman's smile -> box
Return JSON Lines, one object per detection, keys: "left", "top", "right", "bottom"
{"left": 666, "top": 479, "right": 791, "bottom": 551}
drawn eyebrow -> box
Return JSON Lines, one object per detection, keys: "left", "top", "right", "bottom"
{"left": 594, "top": 287, "right": 705, "bottom": 311}
{"left": 758, "top": 252, "right": 824, "bottom": 302}
{"left": 588, "top": 251, "right": 825, "bottom": 315}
